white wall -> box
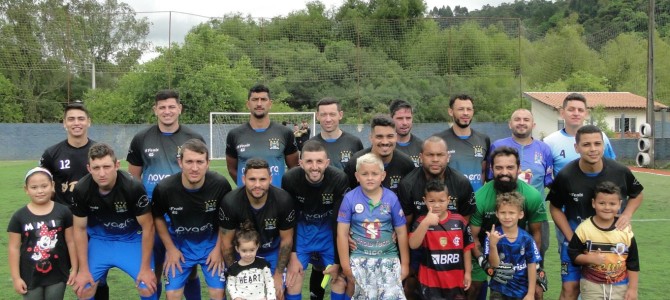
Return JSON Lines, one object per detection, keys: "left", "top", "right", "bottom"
{"left": 531, "top": 100, "right": 559, "bottom": 139}
{"left": 603, "top": 109, "right": 646, "bottom": 132}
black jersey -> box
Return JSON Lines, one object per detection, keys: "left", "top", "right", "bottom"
{"left": 72, "top": 171, "right": 151, "bottom": 241}
{"left": 39, "top": 139, "right": 96, "bottom": 207}
{"left": 397, "top": 166, "right": 475, "bottom": 218}
{"left": 343, "top": 148, "right": 416, "bottom": 195}
{"left": 126, "top": 125, "right": 204, "bottom": 198}
{"left": 434, "top": 128, "right": 490, "bottom": 191}
{"left": 225, "top": 121, "right": 298, "bottom": 187}
{"left": 7, "top": 203, "right": 73, "bottom": 289}
{"left": 281, "top": 166, "right": 350, "bottom": 224}
{"left": 309, "top": 131, "right": 364, "bottom": 170}
{"left": 152, "top": 171, "right": 232, "bottom": 240}
{"left": 219, "top": 186, "right": 297, "bottom": 256}
{"left": 396, "top": 134, "right": 423, "bottom": 168}
{"left": 547, "top": 158, "right": 643, "bottom": 231}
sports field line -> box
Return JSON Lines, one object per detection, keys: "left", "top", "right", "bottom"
{"left": 547, "top": 219, "right": 670, "bottom": 223}
{"left": 631, "top": 169, "right": 670, "bottom": 177}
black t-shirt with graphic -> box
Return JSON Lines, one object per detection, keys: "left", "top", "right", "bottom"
{"left": 40, "top": 139, "right": 96, "bottom": 207}
{"left": 397, "top": 166, "right": 476, "bottom": 218}
{"left": 343, "top": 148, "right": 416, "bottom": 195}
{"left": 396, "top": 134, "right": 424, "bottom": 168}
{"left": 309, "top": 131, "right": 364, "bottom": 170}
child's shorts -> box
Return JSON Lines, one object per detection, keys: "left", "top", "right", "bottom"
{"left": 580, "top": 278, "right": 628, "bottom": 300}
{"left": 350, "top": 256, "right": 406, "bottom": 300}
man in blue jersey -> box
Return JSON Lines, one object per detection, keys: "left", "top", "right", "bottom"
{"left": 310, "top": 97, "right": 364, "bottom": 170}
{"left": 390, "top": 99, "right": 423, "bottom": 168}
{"left": 152, "top": 139, "right": 232, "bottom": 300}
{"left": 127, "top": 89, "right": 205, "bottom": 299}
{"left": 548, "top": 125, "right": 643, "bottom": 300}
{"left": 71, "top": 143, "right": 157, "bottom": 300}
{"left": 434, "top": 94, "right": 491, "bottom": 192}
{"left": 226, "top": 84, "right": 299, "bottom": 188}
{"left": 220, "top": 158, "right": 297, "bottom": 300}
{"left": 283, "top": 140, "right": 350, "bottom": 300}
{"left": 489, "top": 109, "right": 553, "bottom": 299}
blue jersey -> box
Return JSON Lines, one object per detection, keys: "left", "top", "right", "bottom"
{"left": 72, "top": 171, "right": 150, "bottom": 242}
{"left": 543, "top": 129, "right": 616, "bottom": 176}
{"left": 337, "top": 186, "right": 406, "bottom": 258}
{"left": 489, "top": 137, "right": 553, "bottom": 196}
{"left": 485, "top": 227, "right": 542, "bottom": 298}
{"left": 434, "top": 128, "right": 490, "bottom": 191}
{"left": 126, "top": 125, "right": 204, "bottom": 198}
{"left": 225, "top": 121, "right": 298, "bottom": 187}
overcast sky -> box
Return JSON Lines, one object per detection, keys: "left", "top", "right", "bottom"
{"left": 120, "top": 0, "right": 507, "bottom": 60}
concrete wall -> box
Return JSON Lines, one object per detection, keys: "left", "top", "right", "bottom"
{"left": 1, "top": 123, "right": 668, "bottom": 162}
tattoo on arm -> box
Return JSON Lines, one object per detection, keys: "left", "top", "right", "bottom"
{"left": 276, "top": 244, "right": 292, "bottom": 272}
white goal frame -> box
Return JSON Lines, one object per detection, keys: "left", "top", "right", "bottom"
{"left": 209, "top": 112, "right": 316, "bottom": 160}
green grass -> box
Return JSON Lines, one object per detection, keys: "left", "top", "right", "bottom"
{"left": 1, "top": 160, "right": 667, "bottom": 299}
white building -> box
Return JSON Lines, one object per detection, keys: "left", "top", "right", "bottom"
{"left": 524, "top": 92, "right": 668, "bottom": 139}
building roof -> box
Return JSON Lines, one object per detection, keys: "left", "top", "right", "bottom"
{"left": 524, "top": 92, "right": 668, "bottom": 110}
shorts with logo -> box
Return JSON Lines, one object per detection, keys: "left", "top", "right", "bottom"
{"left": 164, "top": 238, "right": 224, "bottom": 291}
{"left": 560, "top": 240, "right": 581, "bottom": 282}
{"left": 88, "top": 238, "right": 155, "bottom": 296}
{"left": 295, "top": 223, "right": 334, "bottom": 270}
{"left": 350, "top": 256, "right": 406, "bottom": 300}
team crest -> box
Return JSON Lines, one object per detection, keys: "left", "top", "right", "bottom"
{"left": 177, "top": 146, "right": 183, "bottom": 158}
{"left": 473, "top": 146, "right": 485, "bottom": 158}
{"left": 296, "top": 196, "right": 306, "bottom": 204}
{"left": 380, "top": 204, "right": 390, "bottom": 215}
{"left": 363, "top": 219, "right": 381, "bottom": 239}
{"left": 340, "top": 151, "right": 352, "bottom": 163}
{"left": 114, "top": 201, "right": 127, "bottom": 213}
{"left": 520, "top": 245, "right": 525, "bottom": 256}
{"left": 269, "top": 138, "right": 280, "bottom": 150}
{"left": 439, "top": 237, "right": 448, "bottom": 247}
{"left": 264, "top": 218, "right": 277, "bottom": 230}
{"left": 205, "top": 199, "right": 217, "bottom": 212}
{"left": 389, "top": 175, "right": 402, "bottom": 189}
{"left": 410, "top": 156, "right": 420, "bottom": 168}
{"left": 453, "top": 236, "right": 461, "bottom": 247}
{"left": 534, "top": 151, "right": 543, "bottom": 164}
{"left": 322, "top": 194, "right": 333, "bottom": 205}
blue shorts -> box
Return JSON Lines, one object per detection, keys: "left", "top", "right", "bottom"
{"left": 165, "top": 236, "right": 224, "bottom": 290}
{"left": 258, "top": 250, "right": 279, "bottom": 274}
{"left": 88, "top": 238, "right": 155, "bottom": 294}
{"left": 559, "top": 240, "right": 581, "bottom": 282}
{"left": 295, "top": 223, "right": 334, "bottom": 269}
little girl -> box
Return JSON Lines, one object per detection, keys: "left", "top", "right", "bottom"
{"left": 226, "top": 221, "right": 276, "bottom": 300}
{"left": 7, "top": 167, "right": 77, "bottom": 300}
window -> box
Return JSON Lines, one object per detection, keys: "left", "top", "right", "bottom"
{"left": 614, "top": 117, "right": 636, "bottom": 132}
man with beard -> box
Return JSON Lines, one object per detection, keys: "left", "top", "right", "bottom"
{"left": 488, "top": 109, "right": 552, "bottom": 300}
{"left": 434, "top": 94, "right": 490, "bottom": 191}
{"left": 343, "top": 115, "right": 415, "bottom": 195}
{"left": 398, "top": 136, "right": 475, "bottom": 299}
{"left": 310, "top": 97, "right": 363, "bottom": 170}
{"left": 220, "top": 158, "right": 297, "bottom": 300}
{"left": 469, "top": 146, "right": 547, "bottom": 300}
{"left": 225, "top": 84, "right": 299, "bottom": 187}
{"left": 151, "top": 139, "right": 232, "bottom": 300}
{"left": 390, "top": 99, "right": 423, "bottom": 168}
{"left": 282, "top": 140, "right": 349, "bottom": 300}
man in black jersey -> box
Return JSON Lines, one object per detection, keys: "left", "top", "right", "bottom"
{"left": 282, "top": 140, "right": 349, "bottom": 300}
{"left": 397, "top": 136, "right": 475, "bottom": 300}
{"left": 127, "top": 89, "right": 205, "bottom": 300}
{"left": 390, "top": 99, "right": 423, "bottom": 168}
{"left": 71, "top": 143, "right": 157, "bottom": 300}
{"left": 152, "top": 139, "right": 232, "bottom": 300}
{"left": 548, "top": 125, "right": 644, "bottom": 300}
{"left": 220, "top": 158, "right": 297, "bottom": 300}
{"left": 225, "top": 84, "right": 299, "bottom": 187}
{"left": 310, "top": 97, "right": 364, "bottom": 170}
{"left": 344, "top": 115, "right": 415, "bottom": 195}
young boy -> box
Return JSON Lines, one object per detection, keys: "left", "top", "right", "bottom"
{"left": 567, "top": 181, "right": 639, "bottom": 300}
{"left": 408, "top": 179, "right": 473, "bottom": 299}
{"left": 485, "top": 192, "right": 541, "bottom": 300}
{"left": 337, "top": 153, "right": 410, "bottom": 299}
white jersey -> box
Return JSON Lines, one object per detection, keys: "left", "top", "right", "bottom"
{"left": 543, "top": 129, "right": 616, "bottom": 176}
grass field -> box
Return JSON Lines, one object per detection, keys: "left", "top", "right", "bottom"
{"left": 1, "top": 160, "right": 667, "bottom": 299}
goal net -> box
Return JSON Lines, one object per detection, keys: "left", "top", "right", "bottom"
{"left": 209, "top": 112, "right": 317, "bottom": 160}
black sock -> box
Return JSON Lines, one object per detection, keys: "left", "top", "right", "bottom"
{"left": 94, "top": 283, "right": 109, "bottom": 300}
{"left": 309, "top": 266, "right": 326, "bottom": 300}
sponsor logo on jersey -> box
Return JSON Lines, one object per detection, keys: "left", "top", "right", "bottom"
{"left": 286, "top": 210, "right": 296, "bottom": 223}
{"left": 115, "top": 201, "right": 128, "bottom": 213}
{"left": 104, "top": 218, "right": 135, "bottom": 229}
{"left": 264, "top": 218, "right": 277, "bottom": 230}
{"left": 340, "top": 151, "right": 352, "bottom": 163}
{"left": 144, "top": 148, "right": 159, "bottom": 157}
{"left": 237, "top": 143, "right": 250, "bottom": 153}
{"left": 322, "top": 193, "right": 333, "bottom": 205}
{"left": 137, "top": 195, "right": 149, "bottom": 208}
{"left": 269, "top": 138, "right": 280, "bottom": 150}
{"left": 432, "top": 253, "right": 460, "bottom": 265}
{"left": 569, "top": 192, "right": 584, "bottom": 202}
{"left": 363, "top": 219, "right": 381, "bottom": 239}
{"left": 170, "top": 206, "right": 184, "bottom": 215}
{"left": 473, "top": 145, "right": 485, "bottom": 158}
{"left": 205, "top": 199, "right": 217, "bottom": 212}
{"left": 296, "top": 196, "right": 305, "bottom": 204}
{"left": 218, "top": 208, "right": 229, "bottom": 221}
{"left": 174, "top": 223, "right": 214, "bottom": 234}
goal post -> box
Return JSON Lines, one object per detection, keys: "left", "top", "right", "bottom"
{"left": 209, "top": 112, "right": 317, "bottom": 160}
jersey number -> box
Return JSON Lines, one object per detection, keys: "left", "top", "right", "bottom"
{"left": 59, "top": 159, "right": 71, "bottom": 169}
{"left": 559, "top": 150, "right": 565, "bottom": 158}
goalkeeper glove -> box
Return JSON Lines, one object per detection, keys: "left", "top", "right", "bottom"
{"left": 537, "top": 266, "right": 548, "bottom": 292}
{"left": 478, "top": 255, "right": 514, "bottom": 284}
